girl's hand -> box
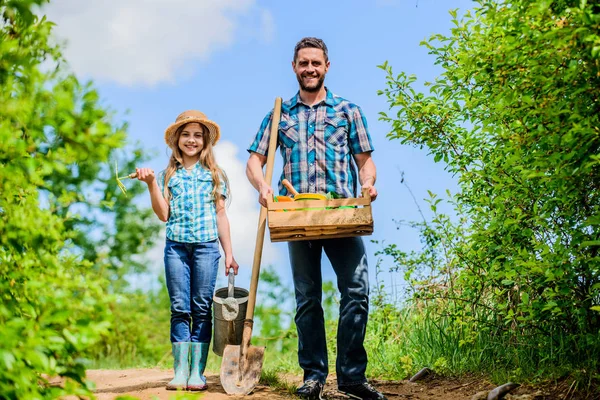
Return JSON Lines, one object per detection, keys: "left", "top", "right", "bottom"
{"left": 225, "top": 256, "right": 239, "bottom": 275}
{"left": 136, "top": 168, "right": 156, "bottom": 185}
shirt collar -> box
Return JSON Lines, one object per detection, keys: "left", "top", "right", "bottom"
{"left": 290, "top": 87, "right": 334, "bottom": 109}
{"left": 176, "top": 162, "right": 204, "bottom": 175}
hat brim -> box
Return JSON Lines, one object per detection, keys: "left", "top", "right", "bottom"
{"left": 164, "top": 117, "right": 221, "bottom": 148}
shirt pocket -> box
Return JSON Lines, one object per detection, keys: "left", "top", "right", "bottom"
{"left": 324, "top": 113, "right": 349, "bottom": 147}
{"left": 167, "top": 176, "right": 184, "bottom": 198}
{"left": 279, "top": 117, "right": 300, "bottom": 149}
{"left": 196, "top": 173, "right": 214, "bottom": 201}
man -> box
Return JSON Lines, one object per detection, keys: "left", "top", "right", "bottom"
{"left": 246, "top": 37, "right": 385, "bottom": 400}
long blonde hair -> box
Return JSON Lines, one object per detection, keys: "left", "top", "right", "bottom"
{"left": 163, "top": 123, "right": 230, "bottom": 205}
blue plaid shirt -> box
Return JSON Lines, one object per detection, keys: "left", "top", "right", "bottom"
{"left": 248, "top": 88, "right": 374, "bottom": 198}
{"left": 158, "top": 164, "right": 227, "bottom": 243}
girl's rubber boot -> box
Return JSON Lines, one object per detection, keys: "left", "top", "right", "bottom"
{"left": 187, "top": 342, "right": 209, "bottom": 390}
{"left": 166, "top": 342, "right": 190, "bottom": 390}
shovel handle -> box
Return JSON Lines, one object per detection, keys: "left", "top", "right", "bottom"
{"left": 246, "top": 97, "right": 282, "bottom": 322}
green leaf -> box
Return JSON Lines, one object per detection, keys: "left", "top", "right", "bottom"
{"left": 581, "top": 241, "right": 600, "bottom": 247}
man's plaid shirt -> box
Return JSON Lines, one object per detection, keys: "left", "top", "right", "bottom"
{"left": 158, "top": 164, "right": 227, "bottom": 243}
{"left": 248, "top": 88, "right": 374, "bottom": 198}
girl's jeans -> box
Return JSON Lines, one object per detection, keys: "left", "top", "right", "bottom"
{"left": 288, "top": 236, "right": 369, "bottom": 386}
{"left": 164, "top": 238, "right": 220, "bottom": 343}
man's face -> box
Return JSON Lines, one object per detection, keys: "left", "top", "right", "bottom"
{"left": 293, "top": 48, "right": 330, "bottom": 93}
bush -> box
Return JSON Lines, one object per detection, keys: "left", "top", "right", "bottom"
{"left": 0, "top": 1, "right": 159, "bottom": 397}
{"left": 377, "top": 0, "right": 600, "bottom": 390}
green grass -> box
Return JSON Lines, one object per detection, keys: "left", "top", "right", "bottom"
{"left": 259, "top": 369, "right": 298, "bottom": 396}
{"left": 88, "top": 274, "right": 600, "bottom": 397}
{"left": 90, "top": 300, "right": 600, "bottom": 391}
{"left": 364, "top": 302, "right": 600, "bottom": 393}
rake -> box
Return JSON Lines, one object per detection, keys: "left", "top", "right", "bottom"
{"left": 114, "top": 161, "right": 137, "bottom": 196}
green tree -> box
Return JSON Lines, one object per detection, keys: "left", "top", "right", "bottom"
{"left": 0, "top": 0, "right": 160, "bottom": 397}
{"left": 378, "top": 0, "right": 600, "bottom": 385}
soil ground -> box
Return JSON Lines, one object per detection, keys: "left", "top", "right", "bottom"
{"left": 81, "top": 369, "right": 560, "bottom": 400}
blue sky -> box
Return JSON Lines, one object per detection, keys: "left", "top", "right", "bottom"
{"left": 44, "top": 0, "right": 473, "bottom": 294}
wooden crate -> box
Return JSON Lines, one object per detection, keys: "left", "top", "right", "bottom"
{"left": 267, "top": 190, "right": 373, "bottom": 242}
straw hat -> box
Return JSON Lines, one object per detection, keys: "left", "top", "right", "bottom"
{"left": 164, "top": 110, "right": 221, "bottom": 148}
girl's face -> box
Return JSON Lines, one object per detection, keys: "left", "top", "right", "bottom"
{"left": 178, "top": 122, "right": 204, "bottom": 160}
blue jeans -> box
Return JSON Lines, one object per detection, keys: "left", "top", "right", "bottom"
{"left": 288, "top": 236, "right": 369, "bottom": 386}
{"left": 164, "top": 238, "right": 220, "bottom": 343}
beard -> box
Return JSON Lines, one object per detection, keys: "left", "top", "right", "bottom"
{"left": 296, "top": 73, "right": 325, "bottom": 93}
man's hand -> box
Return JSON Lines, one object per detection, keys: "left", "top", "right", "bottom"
{"left": 362, "top": 184, "right": 378, "bottom": 201}
{"left": 354, "top": 152, "right": 377, "bottom": 202}
{"left": 246, "top": 152, "right": 272, "bottom": 207}
{"left": 258, "top": 183, "right": 273, "bottom": 208}
{"left": 136, "top": 167, "right": 156, "bottom": 185}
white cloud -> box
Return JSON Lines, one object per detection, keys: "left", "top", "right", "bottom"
{"left": 214, "top": 140, "right": 280, "bottom": 276}
{"left": 259, "top": 9, "right": 275, "bottom": 43}
{"left": 41, "top": 0, "right": 270, "bottom": 86}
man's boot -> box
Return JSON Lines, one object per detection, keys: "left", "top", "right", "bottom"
{"left": 166, "top": 342, "right": 190, "bottom": 390}
{"left": 338, "top": 381, "right": 388, "bottom": 400}
{"left": 187, "top": 342, "right": 209, "bottom": 390}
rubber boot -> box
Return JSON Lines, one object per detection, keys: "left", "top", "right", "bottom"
{"left": 187, "top": 342, "right": 209, "bottom": 390}
{"left": 166, "top": 342, "right": 190, "bottom": 390}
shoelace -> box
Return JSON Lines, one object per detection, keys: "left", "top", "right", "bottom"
{"left": 363, "top": 382, "right": 377, "bottom": 392}
{"left": 304, "top": 380, "right": 321, "bottom": 389}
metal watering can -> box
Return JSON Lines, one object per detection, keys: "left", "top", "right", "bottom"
{"left": 212, "top": 268, "right": 248, "bottom": 356}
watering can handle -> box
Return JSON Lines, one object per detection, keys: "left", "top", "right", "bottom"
{"left": 228, "top": 267, "right": 235, "bottom": 298}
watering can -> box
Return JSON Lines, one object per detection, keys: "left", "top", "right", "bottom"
{"left": 212, "top": 268, "right": 248, "bottom": 356}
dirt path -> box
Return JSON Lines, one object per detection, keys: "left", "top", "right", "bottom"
{"left": 84, "top": 369, "right": 554, "bottom": 399}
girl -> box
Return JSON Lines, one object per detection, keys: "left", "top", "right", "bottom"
{"left": 136, "top": 110, "right": 238, "bottom": 391}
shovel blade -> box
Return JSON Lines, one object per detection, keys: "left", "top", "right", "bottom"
{"left": 220, "top": 344, "right": 265, "bottom": 395}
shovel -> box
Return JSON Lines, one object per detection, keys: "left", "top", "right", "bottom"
{"left": 220, "top": 97, "right": 282, "bottom": 395}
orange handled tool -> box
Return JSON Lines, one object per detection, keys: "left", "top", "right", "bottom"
{"left": 281, "top": 179, "right": 299, "bottom": 197}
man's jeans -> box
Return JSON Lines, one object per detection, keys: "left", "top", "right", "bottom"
{"left": 288, "top": 236, "right": 369, "bottom": 386}
{"left": 164, "top": 238, "right": 220, "bottom": 343}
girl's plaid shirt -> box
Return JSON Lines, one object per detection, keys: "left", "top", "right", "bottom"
{"left": 158, "top": 164, "right": 227, "bottom": 243}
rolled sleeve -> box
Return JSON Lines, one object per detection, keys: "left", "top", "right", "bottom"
{"left": 348, "top": 106, "right": 374, "bottom": 154}
{"left": 219, "top": 175, "right": 228, "bottom": 199}
{"left": 157, "top": 170, "right": 166, "bottom": 195}
{"left": 247, "top": 110, "right": 273, "bottom": 156}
